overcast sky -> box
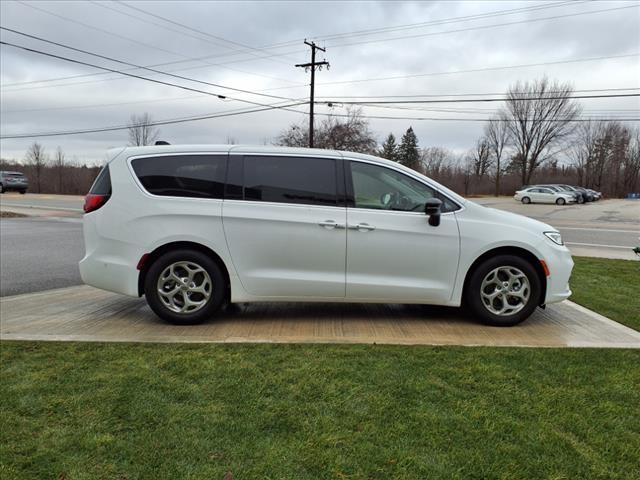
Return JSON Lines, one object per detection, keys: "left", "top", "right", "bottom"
{"left": 1, "top": 0, "right": 639, "bottom": 164}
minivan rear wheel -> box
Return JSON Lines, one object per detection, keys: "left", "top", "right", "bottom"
{"left": 144, "top": 249, "right": 225, "bottom": 325}
{"left": 466, "top": 255, "right": 541, "bottom": 326}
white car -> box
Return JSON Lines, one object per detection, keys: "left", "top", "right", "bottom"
{"left": 80, "top": 145, "right": 573, "bottom": 327}
{"left": 514, "top": 187, "right": 576, "bottom": 205}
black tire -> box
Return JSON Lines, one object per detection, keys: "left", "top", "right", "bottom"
{"left": 0, "top": 184, "right": 4, "bottom": 194}
{"left": 19, "top": 190, "right": 26, "bottom": 194}
{"left": 465, "top": 254, "right": 541, "bottom": 327}
{"left": 144, "top": 249, "right": 226, "bottom": 325}
{"left": 521, "top": 196, "right": 531, "bottom": 204}
{"left": 556, "top": 197, "right": 566, "bottom": 205}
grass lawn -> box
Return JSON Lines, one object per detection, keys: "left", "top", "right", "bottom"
{"left": 1, "top": 342, "right": 639, "bottom": 479}
{"left": 570, "top": 256, "right": 640, "bottom": 331}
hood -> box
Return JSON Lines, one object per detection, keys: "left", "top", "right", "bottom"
{"left": 462, "top": 201, "right": 557, "bottom": 233}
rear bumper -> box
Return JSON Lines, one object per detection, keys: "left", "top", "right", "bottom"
{"left": 79, "top": 212, "right": 141, "bottom": 297}
{"left": 2, "top": 183, "right": 28, "bottom": 190}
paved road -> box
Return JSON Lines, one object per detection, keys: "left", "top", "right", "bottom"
{"left": 0, "top": 193, "right": 83, "bottom": 212}
{"left": 0, "top": 218, "right": 84, "bottom": 296}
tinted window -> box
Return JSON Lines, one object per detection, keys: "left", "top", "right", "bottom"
{"left": 131, "top": 155, "right": 226, "bottom": 198}
{"left": 350, "top": 162, "right": 458, "bottom": 213}
{"left": 243, "top": 156, "right": 337, "bottom": 206}
{"left": 89, "top": 165, "right": 111, "bottom": 195}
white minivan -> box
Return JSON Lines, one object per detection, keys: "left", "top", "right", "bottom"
{"left": 80, "top": 145, "right": 573, "bottom": 327}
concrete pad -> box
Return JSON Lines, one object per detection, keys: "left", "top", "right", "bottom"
{"left": 1, "top": 286, "right": 639, "bottom": 348}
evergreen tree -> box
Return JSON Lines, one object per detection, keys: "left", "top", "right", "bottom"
{"left": 379, "top": 133, "right": 398, "bottom": 161}
{"left": 398, "top": 126, "right": 420, "bottom": 170}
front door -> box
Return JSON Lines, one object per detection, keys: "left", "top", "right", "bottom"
{"left": 345, "top": 160, "right": 460, "bottom": 303}
{"left": 223, "top": 154, "right": 346, "bottom": 298}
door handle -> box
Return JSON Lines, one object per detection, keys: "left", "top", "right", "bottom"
{"left": 318, "top": 220, "right": 345, "bottom": 229}
{"left": 348, "top": 223, "right": 376, "bottom": 232}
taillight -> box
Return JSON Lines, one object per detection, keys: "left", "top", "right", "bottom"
{"left": 83, "top": 194, "right": 110, "bottom": 213}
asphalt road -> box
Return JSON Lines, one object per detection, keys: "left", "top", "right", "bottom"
{"left": 0, "top": 218, "right": 84, "bottom": 296}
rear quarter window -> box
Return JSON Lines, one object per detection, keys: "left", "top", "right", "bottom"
{"left": 89, "top": 165, "right": 111, "bottom": 195}
{"left": 131, "top": 155, "right": 227, "bottom": 199}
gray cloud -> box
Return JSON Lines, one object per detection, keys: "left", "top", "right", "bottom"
{"left": 1, "top": 0, "right": 638, "bottom": 163}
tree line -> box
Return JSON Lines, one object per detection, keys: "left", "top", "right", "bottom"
{"left": 277, "top": 77, "right": 640, "bottom": 198}
{"left": 2, "top": 79, "right": 639, "bottom": 197}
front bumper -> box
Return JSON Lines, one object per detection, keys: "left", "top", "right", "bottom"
{"left": 541, "top": 243, "right": 574, "bottom": 304}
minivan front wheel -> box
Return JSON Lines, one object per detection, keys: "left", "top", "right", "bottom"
{"left": 466, "top": 255, "right": 541, "bottom": 326}
{"left": 144, "top": 249, "right": 225, "bottom": 325}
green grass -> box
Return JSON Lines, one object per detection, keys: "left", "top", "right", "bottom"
{"left": 2, "top": 342, "right": 639, "bottom": 479}
{"left": 570, "top": 256, "right": 640, "bottom": 331}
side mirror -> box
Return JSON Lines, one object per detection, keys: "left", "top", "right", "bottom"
{"left": 424, "top": 198, "right": 442, "bottom": 227}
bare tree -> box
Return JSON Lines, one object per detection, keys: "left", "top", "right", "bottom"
{"left": 53, "top": 146, "right": 66, "bottom": 193}
{"left": 501, "top": 78, "right": 581, "bottom": 185}
{"left": 421, "top": 147, "right": 452, "bottom": 177}
{"left": 25, "top": 142, "right": 47, "bottom": 193}
{"left": 624, "top": 127, "right": 640, "bottom": 194}
{"left": 127, "top": 113, "right": 159, "bottom": 146}
{"left": 470, "top": 137, "right": 492, "bottom": 177}
{"left": 485, "top": 116, "right": 510, "bottom": 195}
{"left": 276, "top": 107, "right": 377, "bottom": 154}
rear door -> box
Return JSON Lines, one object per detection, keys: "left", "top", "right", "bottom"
{"left": 222, "top": 154, "right": 347, "bottom": 298}
{"left": 344, "top": 160, "right": 460, "bottom": 303}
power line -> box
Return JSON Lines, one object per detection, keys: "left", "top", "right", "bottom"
{"left": 322, "top": 4, "right": 637, "bottom": 50}
{"left": 86, "top": 0, "right": 297, "bottom": 84}
{"left": 115, "top": 0, "right": 297, "bottom": 65}
{"left": 0, "top": 27, "right": 297, "bottom": 102}
{"left": 4, "top": 87, "right": 637, "bottom": 116}
{"left": 0, "top": 101, "right": 308, "bottom": 140}
{"left": 0, "top": 41, "right": 310, "bottom": 114}
{"left": 299, "top": 53, "right": 639, "bottom": 88}
{"left": 2, "top": 1, "right": 623, "bottom": 92}
{"left": 319, "top": 93, "right": 640, "bottom": 106}
{"left": 317, "top": 110, "right": 640, "bottom": 123}
{"left": 4, "top": 105, "right": 636, "bottom": 140}
{"left": 261, "top": 1, "right": 584, "bottom": 49}
{"left": 7, "top": 1, "right": 305, "bottom": 88}
{"left": 315, "top": 87, "right": 640, "bottom": 100}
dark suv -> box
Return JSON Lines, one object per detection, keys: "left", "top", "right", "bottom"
{"left": 0, "top": 171, "right": 28, "bottom": 194}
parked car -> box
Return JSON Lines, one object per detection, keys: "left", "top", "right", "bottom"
{"left": 586, "top": 188, "right": 602, "bottom": 200}
{"left": 514, "top": 187, "right": 576, "bottom": 205}
{"left": 534, "top": 184, "right": 582, "bottom": 204}
{"left": 574, "top": 187, "right": 596, "bottom": 202}
{"left": 553, "top": 185, "right": 587, "bottom": 203}
{"left": 80, "top": 145, "right": 573, "bottom": 327}
{"left": 0, "top": 171, "right": 28, "bottom": 194}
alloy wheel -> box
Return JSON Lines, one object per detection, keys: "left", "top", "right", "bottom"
{"left": 156, "top": 261, "right": 212, "bottom": 314}
{"left": 480, "top": 266, "right": 531, "bottom": 316}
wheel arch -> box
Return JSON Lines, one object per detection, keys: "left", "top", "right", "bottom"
{"left": 137, "top": 241, "right": 231, "bottom": 300}
{"left": 462, "top": 246, "right": 547, "bottom": 306}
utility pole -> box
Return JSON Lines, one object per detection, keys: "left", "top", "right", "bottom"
{"left": 295, "top": 40, "right": 329, "bottom": 148}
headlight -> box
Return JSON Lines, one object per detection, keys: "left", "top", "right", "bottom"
{"left": 544, "top": 231, "right": 563, "bottom": 245}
